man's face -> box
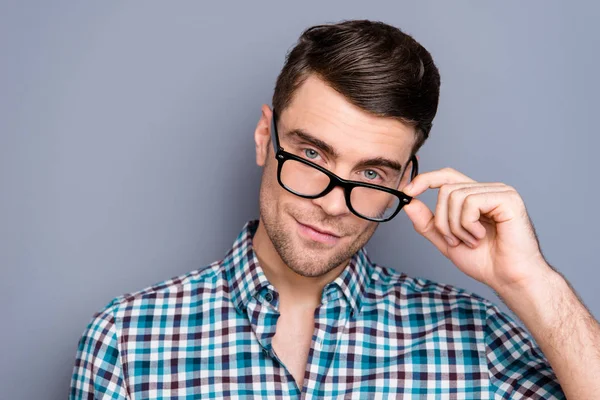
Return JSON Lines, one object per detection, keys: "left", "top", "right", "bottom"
{"left": 255, "top": 75, "right": 416, "bottom": 278}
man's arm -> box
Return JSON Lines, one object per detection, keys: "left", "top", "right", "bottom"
{"left": 497, "top": 262, "right": 600, "bottom": 399}
{"left": 402, "top": 167, "right": 600, "bottom": 398}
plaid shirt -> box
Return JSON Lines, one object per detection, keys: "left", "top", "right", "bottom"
{"left": 70, "top": 220, "right": 564, "bottom": 399}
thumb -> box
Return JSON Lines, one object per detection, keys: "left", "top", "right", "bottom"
{"left": 403, "top": 198, "right": 448, "bottom": 253}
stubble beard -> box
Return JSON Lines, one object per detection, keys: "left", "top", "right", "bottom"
{"left": 259, "top": 184, "right": 378, "bottom": 278}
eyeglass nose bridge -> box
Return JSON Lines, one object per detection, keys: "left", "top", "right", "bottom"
{"left": 310, "top": 172, "right": 354, "bottom": 205}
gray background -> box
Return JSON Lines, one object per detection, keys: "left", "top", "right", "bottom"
{"left": 1, "top": 1, "right": 598, "bottom": 399}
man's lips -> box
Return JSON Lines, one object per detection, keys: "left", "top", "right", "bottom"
{"left": 298, "top": 221, "right": 340, "bottom": 238}
{"left": 296, "top": 219, "right": 343, "bottom": 245}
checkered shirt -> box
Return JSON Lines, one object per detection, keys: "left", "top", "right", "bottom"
{"left": 70, "top": 220, "right": 565, "bottom": 399}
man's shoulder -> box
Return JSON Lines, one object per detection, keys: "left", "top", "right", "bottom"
{"left": 368, "top": 262, "right": 494, "bottom": 314}
{"left": 97, "top": 260, "right": 224, "bottom": 319}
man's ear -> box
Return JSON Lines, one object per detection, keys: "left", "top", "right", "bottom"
{"left": 254, "top": 104, "right": 273, "bottom": 167}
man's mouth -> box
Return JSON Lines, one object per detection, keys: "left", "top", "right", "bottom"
{"left": 296, "top": 220, "right": 341, "bottom": 245}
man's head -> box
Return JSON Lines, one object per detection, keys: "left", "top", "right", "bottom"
{"left": 254, "top": 20, "right": 440, "bottom": 278}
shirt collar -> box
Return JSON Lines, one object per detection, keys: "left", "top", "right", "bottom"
{"left": 224, "top": 220, "right": 372, "bottom": 317}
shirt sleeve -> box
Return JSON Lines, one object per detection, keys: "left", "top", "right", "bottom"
{"left": 69, "top": 303, "right": 128, "bottom": 399}
{"left": 485, "top": 304, "right": 565, "bottom": 399}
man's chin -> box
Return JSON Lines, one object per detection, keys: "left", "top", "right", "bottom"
{"left": 280, "top": 234, "right": 352, "bottom": 278}
{"left": 282, "top": 250, "right": 342, "bottom": 278}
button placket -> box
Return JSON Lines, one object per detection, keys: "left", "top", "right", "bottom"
{"left": 315, "top": 335, "right": 323, "bottom": 351}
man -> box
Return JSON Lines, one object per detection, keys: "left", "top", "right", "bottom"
{"left": 70, "top": 20, "right": 599, "bottom": 399}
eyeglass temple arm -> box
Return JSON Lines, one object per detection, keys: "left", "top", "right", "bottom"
{"left": 410, "top": 154, "right": 419, "bottom": 180}
{"left": 270, "top": 109, "right": 281, "bottom": 154}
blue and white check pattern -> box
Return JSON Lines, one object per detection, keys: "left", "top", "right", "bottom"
{"left": 70, "top": 220, "right": 565, "bottom": 399}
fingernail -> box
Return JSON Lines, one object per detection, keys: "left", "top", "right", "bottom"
{"left": 444, "top": 236, "right": 454, "bottom": 246}
{"left": 465, "top": 240, "right": 476, "bottom": 248}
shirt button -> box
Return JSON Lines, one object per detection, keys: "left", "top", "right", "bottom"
{"left": 265, "top": 292, "right": 273, "bottom": 303}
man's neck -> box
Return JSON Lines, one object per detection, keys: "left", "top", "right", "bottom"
{"left": 252, "top": 220, "right": 348, "bottom": 309}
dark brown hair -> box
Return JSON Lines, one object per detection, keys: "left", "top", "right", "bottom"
{"left": 272, "top": 20, "right": 441, "bottom": 157}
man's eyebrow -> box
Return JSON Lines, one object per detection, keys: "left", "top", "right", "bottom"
{"left": 285, "top": 128, "right": 403, "bottom": 174}
{"left": 355, "top": 157, "right": 403, "bottom": 174}
{"left": 285, "top": 128, "right": 339, "bottom": 158}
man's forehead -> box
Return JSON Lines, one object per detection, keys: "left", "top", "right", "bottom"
{"left": 280, "top": 75, "right": 416, "bottom": 161}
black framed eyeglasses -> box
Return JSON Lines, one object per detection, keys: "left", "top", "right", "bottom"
{"left": 270, "top": 109, "right": 418, "bottom": 222}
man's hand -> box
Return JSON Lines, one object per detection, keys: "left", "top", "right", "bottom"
{"left": 402, "top": 167, "right": 551, "bottom": 293}
{"left": 402, "top": 166, "right": 600, "bottom": 399}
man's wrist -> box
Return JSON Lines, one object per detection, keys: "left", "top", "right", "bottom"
{"left": 494, "top": 261, "right": 567, "bottom": 329}
{"left": 495, "top": 260, "right": 557, "bottom": 298}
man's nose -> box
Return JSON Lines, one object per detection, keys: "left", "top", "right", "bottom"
{"left": 311, "top": 185, "right": 350, "bottom": 217}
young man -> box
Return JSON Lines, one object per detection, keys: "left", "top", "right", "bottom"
{"left": 70, "top": 20, "right": 599, "bottom": 399}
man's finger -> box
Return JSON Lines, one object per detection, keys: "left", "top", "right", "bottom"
{"left": 404, "top": 168, "right": 476, "bottom": 197}
{"left": 403, "top": 198, "right": 449, "bottom": 256}
{"left": 447, "top": 184, "right": 508, "bottom": 245}
{"left": 434, "top": 183, "right": 500, "bottom": 246}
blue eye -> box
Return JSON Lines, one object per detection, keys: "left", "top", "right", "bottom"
{"left": 304, "top": 149, "right": 319, "bottom": 159}
{"left": 363, "top": 170, "right": 379, "bottom": 180}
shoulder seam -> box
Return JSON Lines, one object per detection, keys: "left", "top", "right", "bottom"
{"left": 107, "top": 261, "right": 221, "bottom": 310}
